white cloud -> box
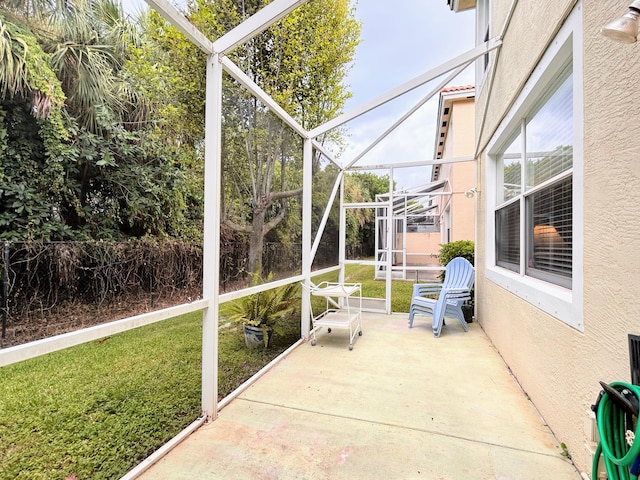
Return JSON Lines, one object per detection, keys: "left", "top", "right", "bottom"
{"left": 347, "top": 1, "right": 475, "bottom": 106}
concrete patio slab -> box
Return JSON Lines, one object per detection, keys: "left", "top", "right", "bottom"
{"left": 136, "top": 313, "right": 581, "bottom": 480}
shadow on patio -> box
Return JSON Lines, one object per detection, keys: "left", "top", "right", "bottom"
{"left": 136, "top": 312, "right": 581, "bottom": 479}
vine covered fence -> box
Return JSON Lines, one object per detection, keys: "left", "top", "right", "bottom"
{"left": 0, "top": 239, "right": 304, "bottom": 347}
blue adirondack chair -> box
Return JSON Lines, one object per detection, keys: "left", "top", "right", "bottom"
{"left": 408, "top": 257, "right": 475, "bottom": 337}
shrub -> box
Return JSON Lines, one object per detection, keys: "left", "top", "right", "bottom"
{"left": 438, "top": 240, "right": 474, "bottom": 267}
{"left": 221, "top": 273, "right": 299, "bottom": 347}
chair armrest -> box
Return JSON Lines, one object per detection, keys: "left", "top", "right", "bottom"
{"left": 412, "top": 283, "right": 443, "bottom": 297}
{"left": 442, "top": 287, "right": 470, "bottom": 293}
{"left": 440, "top": 287, "right": 472, "bottom": 302}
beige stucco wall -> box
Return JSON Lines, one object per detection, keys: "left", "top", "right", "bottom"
{"left": 474, "top": 0, "right": 640, "bottom": 476}
{"left": 448, "top": 99, "right": 476, "bottom": 242}
{"left": 440, "top": 97, "right": 476, "bottom": 243}
{"left": 399, "top": 232, "right": 441, "bottom": 266}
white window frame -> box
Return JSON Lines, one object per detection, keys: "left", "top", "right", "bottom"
{"left": 484, "top": 3, "right": 583, "bottom": 331}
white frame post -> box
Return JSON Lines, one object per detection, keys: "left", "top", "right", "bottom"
{"left": 201, "top": 53, "right": 223, "bottom": 421}
{"left": 301, "top": 138, "right": 313, "bottom": 339}
{"left": 385, "top": 169, "right": 394, "bottom": 313}
{"left": 339, "top": 175, "right": 346, "bottom": 287}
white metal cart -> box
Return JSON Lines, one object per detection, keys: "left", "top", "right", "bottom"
{"left": 302, "top": 282, "right": 362, "bottom": 350}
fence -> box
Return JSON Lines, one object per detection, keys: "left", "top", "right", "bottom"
{"left": 0, "top": 239, "right": 304, "bottom": 347}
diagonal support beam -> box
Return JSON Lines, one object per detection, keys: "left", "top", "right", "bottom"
{"left": 146, "top": 0, "right": 214, "bottom": 54}
{"left": 310, "top": 171, "right": 344, "bottom": 263}
{"left": 308, "top": 37, "right": 502, "bottom": 139}
{"left": 345, "top": 62, "right": 470, "bottom": 170}
{"left": 213, "top": 0, "right": 311, "bottom": 54}
{"left": 221, "top": 57, "right": 308, "bottom": 138}
{"left": 311, "top": 139, "right": 342, "bottom": 169}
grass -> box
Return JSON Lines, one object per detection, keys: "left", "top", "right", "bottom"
{"left": 0, "top": 312, "right": 300, "bottom": 480}
{"left": 311, "top": 263, "right": 416, "bottom": 313}
{"left": 0, "top": 264, "right": 414, "bottom": 479}
{"left": 0, "top": 314, "right": 201, "bottom": 480}
{"left": 217, "top": 314, "right": 300, "bottom": 396}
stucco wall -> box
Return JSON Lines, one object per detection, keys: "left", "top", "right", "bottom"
{"left": 475, "top": 0, "right": 640, "bottom": 476}
{"left": 442, "top": 98, "right": 476, "bottom": 242}
{"left": 399, "top": 232, "right": 441, "bottom": 266}
{"left": 448, "top": 99, "right": 476, "bottom": 242}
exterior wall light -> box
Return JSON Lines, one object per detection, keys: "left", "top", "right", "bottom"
{"left": 601, "top": 1, "right": 640, "bottom": 43}
{"left": 464, "top": 188, "right": 478, "bottom": 198}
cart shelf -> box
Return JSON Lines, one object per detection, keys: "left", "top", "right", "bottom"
{"left": 304, "top": 281, "right": 362, "bottom": 350}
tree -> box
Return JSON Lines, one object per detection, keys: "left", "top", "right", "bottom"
{"left": 145, "top": 0, "right": 360, "bottom": 278}
{"left": 220, "top": 0, "right": 360, "bottom": 277}
{"left": 0, "top": 12, "right": 70, "bottom": 240}
{"left": 343, "top": 172, "right": 393, "bottom": 258}
{"left": 0, "top": 1, "right": 200, "bottom": 241}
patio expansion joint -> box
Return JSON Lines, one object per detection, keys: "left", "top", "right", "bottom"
{"left": 236, "top": 397, "right": 567, "bottom": 462}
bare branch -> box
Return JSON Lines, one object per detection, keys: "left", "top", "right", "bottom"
{"left": 262, "top": 207, "right": 287, "bottom": 235}
{"left": 268, "top": 187, "right": 302, "bottom": 203}
{"left": 223, "top": 217, "right": 252, "bottom": 234}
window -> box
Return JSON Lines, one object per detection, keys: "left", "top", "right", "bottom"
{"left": 495, "top": 68, "right": 573, "bottom": 288}
{"left": 495, "top": 201, "right": 519, "bottom": 272}
{"left": 485, "top": 3, "right": 583, "bottom": 330}
{"left": 526, "top": 176, "right": 572, "bottom": 285}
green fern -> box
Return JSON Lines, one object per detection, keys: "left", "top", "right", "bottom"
{"left": 222, "top": 273, "right": 299, "bottom": 346}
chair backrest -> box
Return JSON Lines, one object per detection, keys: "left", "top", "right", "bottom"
{"left": 442, "top": 257, "right": 475, "bottom": 290}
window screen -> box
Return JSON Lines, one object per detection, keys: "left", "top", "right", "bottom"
{"left": 525, "top": 72, "right": 573, "bottom": 191}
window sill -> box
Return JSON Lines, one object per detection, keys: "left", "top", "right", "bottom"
{"left": 485, "top": 265, "right": 582, "bottom": 331}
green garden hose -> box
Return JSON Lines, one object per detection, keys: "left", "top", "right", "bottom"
{"left": 593, "top": 381, "right": 640, "bottom": 480}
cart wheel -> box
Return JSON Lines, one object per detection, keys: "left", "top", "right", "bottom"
{"left": 358, "top": 330, "right": 363, "bottom": 336}
{"left": 311, "top": 339, "right": 316, "bottom": 346}
{"left": 348, "top": 344, "right": 353, "bottom": 351}
{"left": 327, "top": 328, "right": 332, "bottom": 333}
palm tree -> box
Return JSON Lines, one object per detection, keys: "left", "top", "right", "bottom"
{"left": 0, "top": 10, "right": 64, "bottom": 119}
{"left": 0, "top": 0, "right": 148, "bottom": 132}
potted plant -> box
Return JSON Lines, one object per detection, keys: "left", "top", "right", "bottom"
{"left": 223, "top": 274, "right": 299, "bottom": 348}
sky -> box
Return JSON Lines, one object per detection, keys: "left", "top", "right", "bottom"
{"left": 121, "top": 0, "right": 476, "bottom": 190}
{"left": 338, "top": 1, "right": 475, "bottom": 189}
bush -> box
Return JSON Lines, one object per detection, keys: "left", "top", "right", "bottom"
{"left": 438, "top": 240, "right": 474, "bottom": 267}
{"left": 221, "top": 273, "right": 300, "bottom": 348}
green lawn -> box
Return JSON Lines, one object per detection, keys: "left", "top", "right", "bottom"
{"left": 0, "top": 264, "right": 413, "bottom": 479}
{"left": 0, "top": 312, "right": 300, "bottom": 480}
{"left": 312, "top": 263, "right": 416, "bottom": 313}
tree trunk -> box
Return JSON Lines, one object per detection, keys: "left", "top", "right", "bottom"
{"left": 248, "top": 207, "right": 266, "bottom": 281}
